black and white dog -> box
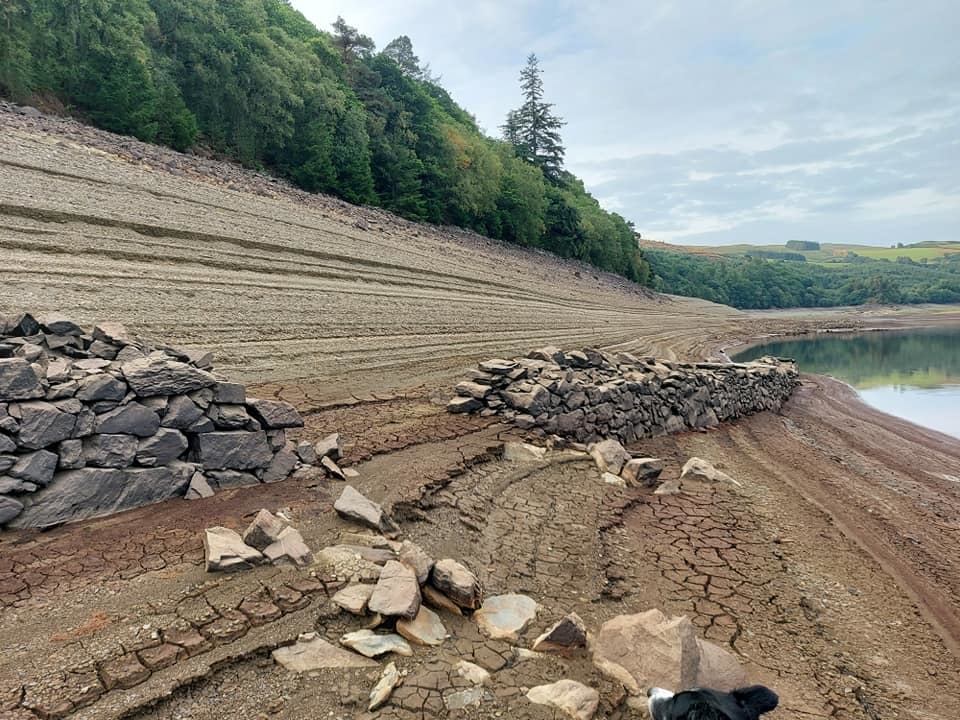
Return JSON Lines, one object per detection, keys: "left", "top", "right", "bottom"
{"left": 647, "top": 685, "right": 779, "bottom": 720}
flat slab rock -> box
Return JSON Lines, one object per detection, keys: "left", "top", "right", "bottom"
{"left": 474, "top": 594, "right": 538, "bottom": 641}
{"left": 397, "top": 605, "right": 448, "bottom": 646}
{"left": 332, "top": 583, "right": 377, "bottom": 615}
{"left": 526, "top": 679, "right": 599, "bottom": 720}
{"left": 369, "top": 661, "right": 402, "bottom": 711}
{"left": 204, "top": 526, "right": 264, "bottom": 572}
{"left": 340, "top": 629, "right": 413, "bottom": 658}
{"left": 273, "top": 632, "right": 377, "bottom": 672}
{"left": 368, "top": 560, "right": 421, "bottom": 619}
{"left": 334, "top": 485, "right": 401, "bottom": 537}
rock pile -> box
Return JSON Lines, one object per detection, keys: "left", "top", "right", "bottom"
{"left": 448, "top": 346, "right": 799, "bottom": 444}
{"left": 0, "top": 313, "right": 307, "bottom": 529}
{"left": 203, "top": 509, "right": 313, "bottom": 571}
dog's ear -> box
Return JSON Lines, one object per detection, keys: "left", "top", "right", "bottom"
{"left": 731, "top": 686, "right": 779, "bottom": 717}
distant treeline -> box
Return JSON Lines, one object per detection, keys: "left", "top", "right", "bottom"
{"left": 647, "top": 250, "right": 960, "bottom": 309}
{"left": 0, "top": 0, "right": 650, "bottom": 283}
{"left": 745, "top": 249, "right": 807, "bottom": 262}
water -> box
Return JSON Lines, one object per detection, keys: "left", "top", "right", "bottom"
{"left": 732, "top": 327, "right": 960, "bottom": 439}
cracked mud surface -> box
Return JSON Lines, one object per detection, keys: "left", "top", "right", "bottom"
{"left": 2, "top": 107, "right": 960, "bottom": 719}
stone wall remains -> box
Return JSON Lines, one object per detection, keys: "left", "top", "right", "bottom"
{"left": 0, "top": 313, "right": 307, "bottom": 529}
{"left": 448, "top": 346, "right": 799, "bottom": 444}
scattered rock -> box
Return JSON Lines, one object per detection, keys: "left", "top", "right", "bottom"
{"left": 369, "top": 661, "right": 402, "bottom": 711}
{"left": 321, "top": 454, "right": 346, "bottom": 480}
{"left": 263, "top": 526, "right": 312, "bottom": 566}
{"left": 398, "top": 540, "right": 434, "bottom": 584}
{"left": 314, "top": 432, "right": 343, "bottom": 460}
{"left": 242, "top": 509, "right": 286, "bottom": 550}
{"left": 681, "top": 457, "right": 741, "bottom": 486}
{"left": 203, "top": 526, "right": 265, "bottom": 572}
{"left": 334, "top": 485, "right": 401, "bottom": 538}
{"left": 430, "top": 558, "right": 483, "bottom": 610}
{"left": 273, "top": 632, "right": 377, "bottom": 672}
{"left": 368, "top": 560, "right": 421, "bottom": 619}
{"left": 447, "top": 396, "right": 482, "bottom": 413}
{"left": 332, "top": 584, "right": 377, "bottom": 615}
{"left": 456, "top": 660, "right": 490, "bottom": 685}
{"left": 532, "top": 612, "right": 588, "bottom": 653}
{"left": 621, "top": 457, "right": 665, "bottom": 486}
{"left": 340, "top": 629, "right": 413, "bottom": 658}
{"left": 262, "top": 443, "right": 299, "bottom": 482}
{"left": 588, "top": 438, "right": 632, "bottom": 475}
{"left": 502, "top": 441, "right": 547, "bottom": 461}
{"left": 295, "top": 440, "right": 317, "bottom": 464}
{"left": 444, "top": 687, "right": 486, "bottom": 710}
{"left": 602, "top": 472, "right": 626, "bottom": 487}
{"left": 422, "top": 584, "right": 464, "bottom": 616}
{"left": 474, "top": 594, "right": 538, "bottom": 641}
{"left": 526, "top": 679, "right": 599, "bottom": 720}
{"left": 654, "top": 479, "right": 682, "bottom": 496}
{"left": 397, "top": 605, "right": 447, "bottom": 646}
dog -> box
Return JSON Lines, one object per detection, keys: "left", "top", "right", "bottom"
{"left": 647, "top": 685, "right": 779, "bottom": 720}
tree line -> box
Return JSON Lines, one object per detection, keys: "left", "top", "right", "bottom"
{"left": 646, "top": 249, "right": 960, "bottom": 309}
{"left": 0, "top": 0, "right": 650, "bottom": 283}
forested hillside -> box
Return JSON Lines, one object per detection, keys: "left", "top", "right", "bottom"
{"left": 0, "top": 0, "right": 649, "bottom": 282}
{"left": 647, "top": 249, "right": 960, "bottom": 309}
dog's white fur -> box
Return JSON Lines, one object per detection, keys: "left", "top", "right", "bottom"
{"left": 648, "top": 687, "right": 675, "bottom": 716}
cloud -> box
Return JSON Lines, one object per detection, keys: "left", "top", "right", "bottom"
{"left": 292, "top": 1, "right": 959, "bottom": 246}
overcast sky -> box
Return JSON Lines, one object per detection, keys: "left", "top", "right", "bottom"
{"left": 291, "top": 1, "right": 959, "bottom": 246}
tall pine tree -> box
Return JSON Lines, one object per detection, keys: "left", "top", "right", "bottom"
{"left": 503, "top": 54, "right": 565, "bottom": 180}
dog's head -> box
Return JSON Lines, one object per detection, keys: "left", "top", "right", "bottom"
{"left": 647, "top": 685, "right": 779, "bottom": 720}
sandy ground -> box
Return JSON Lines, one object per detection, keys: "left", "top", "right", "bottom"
{"left": 2, "top": 107, "right": 960, "bottom": 720}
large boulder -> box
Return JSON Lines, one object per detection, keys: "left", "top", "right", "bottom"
{"left": 7, "top": 449, "right": 59, "bottom": 486}
{"left": 16, "top": 401, "right": 76, "bottom": 449}
{"left": 94, "top": 403, "right": 161, "bottom": 437}
{"left": 121, "top": 357, "right": 216, "bottom": 397}
{"left": 334, "top": 485, "right": 400, "bottom": 537}
{"left": 0, "top": 358, "right": 44, "bottom": 401}
{"left": 136, "top": 428, "right": 188, "bottom": 466}
{"left": 195, "top": 431, "right": 273, "bottom": 470}
{"left": 591, "top": 609, "right": 699, "bottom": 694}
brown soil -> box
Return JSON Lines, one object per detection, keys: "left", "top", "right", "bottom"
{"left": 1, "top": 105, "right": 960, "bottom": 720}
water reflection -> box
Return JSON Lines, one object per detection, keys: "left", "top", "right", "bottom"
{"left": 733, "top": 327, "right": 960, "bottom": 439}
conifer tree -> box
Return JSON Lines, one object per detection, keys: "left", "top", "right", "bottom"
{"left": 503, "top": 53, "right": 565, "bottom": 180}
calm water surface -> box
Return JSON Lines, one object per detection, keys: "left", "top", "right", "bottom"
{"left": 733, "top": 327, "right": 960, "bottom": 439}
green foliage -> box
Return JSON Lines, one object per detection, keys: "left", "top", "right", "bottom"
{"left": 647, "top": 249, "right": 960, "bottom": 309}
{"left": 745, "top": 249, "right": 806, "bottom": 262}
{"left": 503, "top": 53, "right": 565, "bottom": 180}
{"left": 0, "top": 1, "right": 650, "bottom": 284}
{"left": 786, "top": 240, "right": 821, "bottom": 251}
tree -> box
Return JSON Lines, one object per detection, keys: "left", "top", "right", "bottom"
{"left": 381, "top": 35, "right": 421, "bottom": 78}
{"left": 331, "top": 16, "right": 374, "bottom": 65}
{"left": 503, "top": 53, "right": 565, "bottom": 180}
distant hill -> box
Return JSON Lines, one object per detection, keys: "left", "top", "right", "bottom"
{"left": 640, "top": 240, "right": 960, "bottom": 309}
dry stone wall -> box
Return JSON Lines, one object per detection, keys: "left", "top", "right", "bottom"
{"left": 0, "top": 312, "right": 306, "bottom": 529}
{"left": 448, "top": 346, "right": 799, "bottom": 444}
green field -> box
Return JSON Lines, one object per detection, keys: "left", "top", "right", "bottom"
{"left": 654, "top": 240, "right": 960, "bottom": 263}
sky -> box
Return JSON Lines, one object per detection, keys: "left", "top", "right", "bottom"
{"left": 291, "top": 1, "right": 959, "bottom": 246}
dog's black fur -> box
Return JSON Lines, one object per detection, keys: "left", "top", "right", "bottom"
{"left": 647, "top": 685, "right": 779, "bottom": 720}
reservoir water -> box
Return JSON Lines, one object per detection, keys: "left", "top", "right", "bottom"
{"left": 732, "top": 326, "right": 960, "bottom": 439}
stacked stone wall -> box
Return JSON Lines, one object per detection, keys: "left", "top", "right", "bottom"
{"left": 448, "top": 346, "right": 799, "bottom": 444}
{"left": 0, "top": 313, "right": 305, "bottom": 529}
